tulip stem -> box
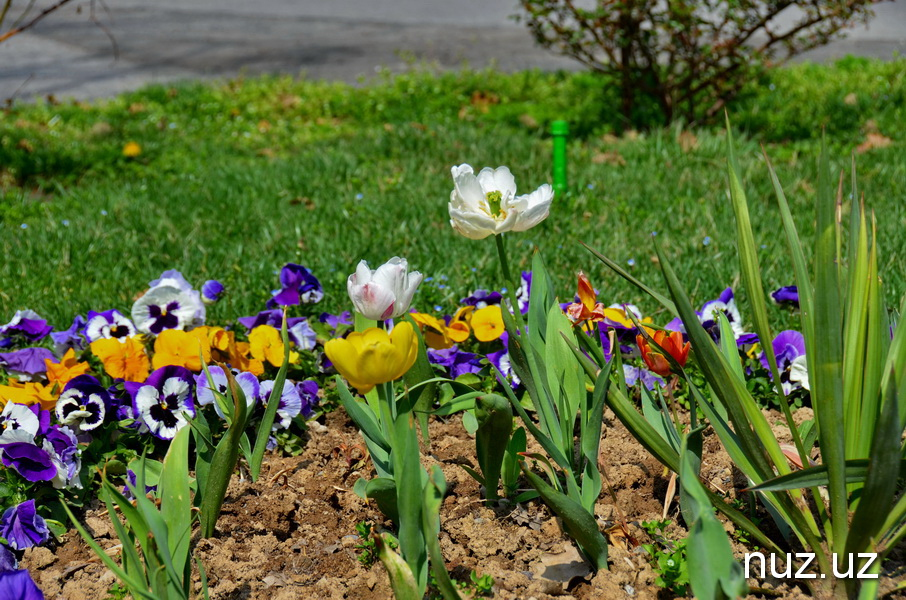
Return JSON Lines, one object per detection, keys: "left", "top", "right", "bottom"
{"left": 495, "top": 234, "right": 528, "bottom": 333}
{"left": 494, "top": 234, "right": 513, "bottom": 284}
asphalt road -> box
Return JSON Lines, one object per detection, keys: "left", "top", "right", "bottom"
{"left": 1, "top": 0, "right": 904, "bottom": 101}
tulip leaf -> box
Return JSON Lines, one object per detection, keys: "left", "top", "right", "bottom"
{"left": 158, "top": 425, "right": 192, "bottom": 583}
{"left": 250, "top": 308, "right": 291, "bottom": 481}
{"left": 519, "top": 461, "right": 609, "bottom": 571}
{"left": 365, "top": 477, "right": 400, "bottom": 523}
{"left": 474, "top": 393, "right": 513, "bottom": 503}
{"left": 422, "top": 466, "right": 464, "bottom": 600}
{"left": 374, "top": 533, "right": 420, "bottom": 600}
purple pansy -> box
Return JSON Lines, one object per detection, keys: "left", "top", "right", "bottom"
{"left": 0, "top": 543, "right": 17, "bottom": 572}
{"left": 623, "top": 365, "right": 666, "bottom": 390}
{"left": 133, "top": 366, "right": 196, "bottom": 440}
{"left": 771, "top": 286, "right": 799, "bottom": 308}
{"left": 1, "top": 501, "right": 50, "bottom": 551}
{"left": 296, "top": 380, "right": 319, "bottom": 419}
{"left": 427, "top": 346, "right": 483, "bottom": 379}
{"left": 460, "top": 290, "right": 503, "bottom": 309}
{"left": 760, "top": 330, "right": 810, "bottom": 394}
{"left": 318, "top": 311, "right": 353, "bottom": 333}
{"left": 0, "top": 311, "right": 52, "bottom": 349}
{"left": 0, "top": 569, "right": 44, "bottom": 600}
{"left": 84, "top": 310, "right": 136, "bottom": 342}
{"left": 237, "top": 309, "right": 283, "bottom": 331}
{"left": 50, "top": 314, "right": 87, "bottom": 353}
{"left": 267, "top": 264, "right": 323, "bottom": 307}
{"left": 260, "top": 379, "right": 302, "bottom": 430}
{"left": 55, "top": 375, "right": 109, "bottom": 432}
{"left": 195, "top": 366, "right": 258, "bottom": 419}
{"left": 0, "top": 443, "right": 56, "bottom": 482}
{"left": 288, "top": 319, "right": 318, "bottom": 351}
{"left": 700, "top": 288, "right": 744, "bottom": 338}
{"left": 0, "top": 403, "right": 39, "bottom": 445}
{"left": 0, "top": 569, "right": 45, "bottom": 599}
{"left": 201, "top": 280, "right": 225, "bottom": 305}
{"left": 0, "top": 348, "right": 55, "bottom": 381}
{"left": 123, "top": 468, "right": 158, "bottom": 500}
{"left": 42, "top": 426, "right": 82, "bottom": 490}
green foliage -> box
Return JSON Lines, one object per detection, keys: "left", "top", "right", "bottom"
{"left": 640, "top": 520, "right": 690, "bottom": 596}
{"left": 354, "top": 522, "right": 379, "bottom": 569}
{"left": 1, "top": 61, "right": 904, "bottom": 329}
{"left": 519, "top": 0, "right": 878, "bottom": 125}
{"left": 588, "top": 126, "right": 906, "bottom": 598}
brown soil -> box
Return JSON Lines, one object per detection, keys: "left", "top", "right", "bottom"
{"left": 19, "top": 407, "right": 906, "bottom": 599}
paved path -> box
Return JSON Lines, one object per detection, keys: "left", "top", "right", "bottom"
{"left": 1, "top": 0, "right": 904, "bottom": 101}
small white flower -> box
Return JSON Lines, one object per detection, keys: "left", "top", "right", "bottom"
{"left": 448, "top": 164, "right": 553, "bottom": 240}
{"left": 347, "top": 257, "right": 423, "bottom": 320}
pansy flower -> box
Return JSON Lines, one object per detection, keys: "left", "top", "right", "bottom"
{"left": 0, "top": 569, "right": 44, "bottom": 599}
{"left": 0, "top": 383, "right": 55, "bottom": 411}
{"left": 237, "top": 309, "right": 284, "bottom": 331}
{"left": 267, "top": 263, "right": 324, "bottom": 307}
{"left": 515, "top": 271, "right": 532, "bottom": 315}
{"left": 152, "top": 328, "right": 212, "bottom": 371}
{"left": 623, "top": 365, "right": 665, "bottom": 391}
{"left": 0, "top": 543, "right": 16, "bottom": 572}
{"left": 260, "top": 379, "right": 302, "bottom": 430}
{"left": 0, "top": 443, "right": 57, "bottom": 482}
{"left": 410, "top": 313, "right": 453, "bottom": 350}
{"left": 487, "top": 348, "right": 520, "bottom": 389}
{"left": 428, "top": 346, "right": 483, "bottom": 379}
{"left": 84, "top": 309, "right": 137, "bottom": 342}
{"left": 132, "top": 285, "right": 205, "bottom": 335}
{"left": 460, "top": 289, "right": 502, "bottom": 309}
{"left": 249, "top": 325, "right": 298, "bottom": 367}
{"left": 760, "top": 330, "right": 810, "bottom": 394}
{"left": 45, "top": 348, "right": 91, "bottom": 389}
{"left": 0, "top": 310, "right": 52, "bottom": 348}
{"left": 0, "top": 402, "right": 40, "bottom": 444}
{"left": 54, "top": 375, "right": 109, "bottom": 432}
{"left": 699, "top": 288, "right": 745, "bottom": 338}
{"left": 201, "top": 280, "right": 225, "bottom": 305}
{"left": 318, "top": 311, "right": 353, "bottom": 335}
{"left": 42, "top": 425, "right": 82, "bottom": 490}
{"left": 0, "top": 500, "right": 49, "bottom": 550}
{"left": 288, "top": 318, "right": 318, "bottom": 351}
{"left": 296, "top": 380, "right": 319, "bottom": 419}
{"left": 471, "top": 305, "right": 504, "bottom": 342}
{"left": 132, "top": 366, "right": 196, "bottom": 440}
{"left": 195, "top": 366, "right": 258, "bottom": 419}
{"left": 51, "top": 314, "right": 87, "bottom": 353}
{"left": 0, "top": 348, "right": 55, "bottom": 381}
{"left": 771, "top": 286, "right": 800, "bottom": 308}
{"left": 91, "top": 337, "right": 150, "bottom": 382}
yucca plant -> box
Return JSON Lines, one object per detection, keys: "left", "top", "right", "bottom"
{"left": 582, "top": 123, "right": 905, "bottom": 599}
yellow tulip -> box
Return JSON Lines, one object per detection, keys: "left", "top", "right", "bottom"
{"left": 324, "top": 322, "right": 418, "bottom": 394}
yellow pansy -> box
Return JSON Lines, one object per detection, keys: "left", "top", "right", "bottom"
{"left": 324, "top": 322, "right": 418, "bottom": 394}
{"left": 91, "top": 336, "right": 150, "bottom": 382}
{"left": 152, "top": 328, "right": 212, "bottom": 371}
{"left": 249, "top": 325, "right": 297, "bottom": 368}
{"left": 471, "top": 305, "right": 504, "bottom": 342}
{"left": 446, "top": 306, "right": 474, "bottom": 343}
{"left": 45, "top": 348, "right": 91, "bottom": 389}
{"left": 409, "top": 312, "right": 453, "bottom": 350}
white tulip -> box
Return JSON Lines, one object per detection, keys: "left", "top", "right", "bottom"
{"left": 448, "top": 164, "right": 553, "bottom": 240}
{"left": 347, "top": 257, "right": 423, "bottom": 320}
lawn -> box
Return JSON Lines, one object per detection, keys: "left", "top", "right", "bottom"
{"left": 1, "top": 57, "right": 904, "bottom": 329}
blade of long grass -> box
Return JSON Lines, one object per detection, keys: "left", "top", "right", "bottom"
{"left": 842, "top": 205, "right": 870, "bottom": 461}
{"left": 812, "top": 136, "right": 848, "bottom": 552}
{"left": 725, "top": 124, "right": 807, "bottom": 468}
{"left": 846, "top": 374, "right": 902, "bottom": 556}
{"left": 582, "top": 241, "right": 676, "bottom": 313}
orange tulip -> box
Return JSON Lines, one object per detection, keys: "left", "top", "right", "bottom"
{"left": 636, "top": 326, "right": 690, "bottom": 377}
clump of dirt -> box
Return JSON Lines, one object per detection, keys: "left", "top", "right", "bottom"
{"left": 19, "top": 406, "right": 906, "bottom": 599}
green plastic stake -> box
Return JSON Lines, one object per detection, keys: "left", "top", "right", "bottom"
{"left": 551, "top": 120, "right": 569, "bottom": 197}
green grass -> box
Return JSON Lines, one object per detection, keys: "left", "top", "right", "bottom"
{"left": 1, "top": 58, "right": 904, "bottom": 330}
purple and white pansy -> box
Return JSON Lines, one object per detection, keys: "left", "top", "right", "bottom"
{"left": 132, "top": 366, "right": 196, "bottom": 440}
{"left": 259, "top": 379, "right": 302, "bottom": 430}
{"left": 761, "top": 330, "right": 810, "bottom": 394}
{"left": 51, "top": 314, "right": 88, "bottom": 353}
{"left": 0, "top": 310, "right": 52, "bottom": 349}
{"left": 132, "top": 270, "right": 206, "bottom": 335}
{"left": 84, "top": 309, "right": 137, "bottom": 342}
{"left": 0, "top": 403, "right": 40, "bottom": 445}
{"left": 195, "top": 366, "right": 258, "bottom": 419}
{"left": 42, "top": 426, "right": 82, "bottom": 490}
{"left": 267, "top": 263, "right": 324, "bottom": 307}
{"left": 201, "top": 280, "right": 225, "bottom": 305}
{"left": 55, "top": 375, "right": 109, "bottom": 432}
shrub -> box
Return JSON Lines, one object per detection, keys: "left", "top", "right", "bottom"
{"left": 519, "top": 0, "right": 880, "bottom": 126}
